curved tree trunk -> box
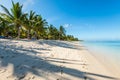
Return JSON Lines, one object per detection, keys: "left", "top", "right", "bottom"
{"left": 27, "top": 29, "right": 30, "bottom": 39}
{"left": 16, "top": 24, "right": 21, "bottom": 39}
{"left": 34, "top": 31, "right": 38, "bottom": 40}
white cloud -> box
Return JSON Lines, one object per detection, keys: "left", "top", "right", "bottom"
{"left": 63, "top": 24, "right": 72, "bottom": 28}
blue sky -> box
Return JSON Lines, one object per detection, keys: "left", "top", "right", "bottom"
{"left": 0, "top": 0, "right": 120, "bottom": 40}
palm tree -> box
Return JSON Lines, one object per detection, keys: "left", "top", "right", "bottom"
{"left": 59, "top": 25, "right": 66, "bottom": 40}
{"left": 0, "top": 17, "right": 5, "bottom": 35}
{"left": 0, "top": 16, "right": 10, "bottom": 37}
{"left": 22, "top": 11, "right": 36, "bottom": 39}
{"left": 38, "top": 19, "right": 48, "bottom": 39}
{"left": 0, "top": 1, "right": 25, "bottom": 39}
{"left": 48, "top": 25, "right": 59, "bottom": 40}
{"left": 33, "top": 15, "right": 47, "bottom": 39}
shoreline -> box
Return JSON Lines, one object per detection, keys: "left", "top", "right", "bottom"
{"left": 0, "top": 39, "right": 119, "bottom": 80}
{"left": 84, "top": 43, "right": 120, "bottom": 78}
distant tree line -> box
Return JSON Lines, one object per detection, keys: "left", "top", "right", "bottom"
{"left": 0, "top": 1, "right": 79, "bottom": 41}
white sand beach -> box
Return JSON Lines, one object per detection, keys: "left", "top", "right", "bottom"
{"left": 0, "top": 39, "right": 119, "bottom": 80}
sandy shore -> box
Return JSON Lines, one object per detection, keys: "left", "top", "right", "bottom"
{"left": 0, "top": 39, "right": 119, "bottom": 80}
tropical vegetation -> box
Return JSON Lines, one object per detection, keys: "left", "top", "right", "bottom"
{"left": 0, "top": 1, "right": 79, "bottom": 41}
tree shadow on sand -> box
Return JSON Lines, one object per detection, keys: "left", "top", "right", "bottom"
{"left": 13, "top": 39, "right": 85, "bottom": 50}
{"left": 0, "top": 39, "right": 119, "bottom": 80}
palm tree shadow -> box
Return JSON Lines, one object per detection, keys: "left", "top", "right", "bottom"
{"left": 36, "top": 40, "right": 85, "bottom": 50}
{"left": 0, "top": 40, "right": 119, "bottom": 80}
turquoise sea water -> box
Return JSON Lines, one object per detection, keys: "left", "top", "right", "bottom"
{"left": 83, "top": 41, "right": 120, "bottom": 73}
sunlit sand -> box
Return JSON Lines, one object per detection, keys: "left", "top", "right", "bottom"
{"left": 0, "top": 39, "right": 119, "bottom": 80}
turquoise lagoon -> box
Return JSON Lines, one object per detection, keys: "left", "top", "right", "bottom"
{"left": 83, "top": 41, "right": 120, "bottom": 74}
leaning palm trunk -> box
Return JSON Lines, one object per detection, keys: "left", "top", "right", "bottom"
{"left": 16, "top": 24, "right": 21, "bottom": 39}
{"left": 0, "top": 1, "right": 24, "bottom": 39}
{"left": 34, "top": 31, "right": 38, "bottom": 39}
{"left": 27, "top": 29, "right": 31, "bottom": 39}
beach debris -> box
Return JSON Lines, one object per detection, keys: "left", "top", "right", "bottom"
{"left": 18, "top": 74, "right": 26, "bottom": 80}
{"left": 82, "top": 66, "right": 85, "bottom": 68}
{"left": 60, "top": 70, "right": 63, "bottom": 74}
{"left": 84, "top": 76, "right": 87, "bottom": 80}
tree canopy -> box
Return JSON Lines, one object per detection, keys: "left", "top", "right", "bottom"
{"left": 0, "top": 1, "right": 79, "bottom": 41}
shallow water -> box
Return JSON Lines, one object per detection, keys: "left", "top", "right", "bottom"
{"left": 83, "top": 41, "right": 120, "bottom": 74}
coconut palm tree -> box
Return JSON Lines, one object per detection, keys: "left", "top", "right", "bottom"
{"left": 0, "top": 17, "right": 5, "bottom": 35}
{"left": 59, "top": 25, "right": 66, "bottom": 40}
{"left": 32, "top": 15, "right": 47, "bottom": 39}
{"left": 0, "top": 1, "right": 25, "bottom": 39}
{"left": 0, "top": 16, "right": 10, "bottom": 36}
{"left": 48, "top": 25, "right": 59, "bottom": 40}
{"left": 22, "top": 10, "right": 36, "bottom": 39}
{"left": 38, "top": 19, "right": 48, "bottom": 39}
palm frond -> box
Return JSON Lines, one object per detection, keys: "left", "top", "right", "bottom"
{"left": 0, "top": 5, "right": 13, "bottom": 18}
